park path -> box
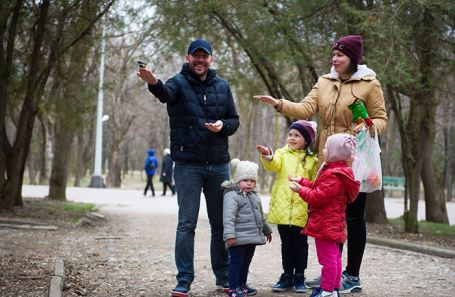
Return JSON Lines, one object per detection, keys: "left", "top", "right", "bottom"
{"left": 68, "top": 203, "right": 455, "bottom": 296}
{"left": 14, "top": 186, "right": 455, "bottom": 296}
{"left": 21, "top": 185, "right": 455, "bottom": 225}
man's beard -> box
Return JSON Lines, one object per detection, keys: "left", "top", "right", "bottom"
{"left": 190, "top": 62, "right": 208, "bottom": 78}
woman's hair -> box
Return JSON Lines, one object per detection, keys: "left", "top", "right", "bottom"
{"left": 347, "top": 60, "right": 358, "bottom": 74}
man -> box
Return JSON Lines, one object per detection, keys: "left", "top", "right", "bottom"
{"left": 137, "top": 39, "right": 240, "bottom": 297}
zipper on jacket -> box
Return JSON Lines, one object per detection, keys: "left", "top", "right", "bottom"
{"left": 330, "top": 82, "right": 343, "bottom": 134}
{"left": 289, "top": 150, "right": 303, "bottom": 226}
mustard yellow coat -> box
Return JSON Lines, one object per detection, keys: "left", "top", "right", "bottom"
{"left": 277, "top": 65, "right": 388, "bottom": 161}
{"left": 261, "top": 145, "right": 318, "bottom": 227}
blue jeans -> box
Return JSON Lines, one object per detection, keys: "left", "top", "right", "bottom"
{"left": 173, "top": 162, "right": 229, "bottom": 285}
{"left": 228, "top": 244, "right": 256, "bottom": 290}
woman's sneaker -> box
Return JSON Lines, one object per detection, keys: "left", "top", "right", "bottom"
{"left": 305, "top": 275, "right": 321, "bottom": 288}
{"left": 339, "top": 272, "right": 362, "bottom": 294}
{"left": 272, "top": 272, "right": 294, "bottom": 291}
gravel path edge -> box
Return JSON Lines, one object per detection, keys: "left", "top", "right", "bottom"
{"left": 48, "top": 257, "right": 65, "bottom": 297}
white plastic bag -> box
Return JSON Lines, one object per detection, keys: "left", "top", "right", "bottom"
{"left": 351, "top": 126, "right": 382, "bottom": 193}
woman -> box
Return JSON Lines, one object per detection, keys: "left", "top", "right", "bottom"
{"left": 254, "top": 35, "right": 387, "bottom": 294}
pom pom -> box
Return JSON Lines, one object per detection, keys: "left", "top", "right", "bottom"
{"left": 230, "top": 158, "right": 240, "bottom": 171}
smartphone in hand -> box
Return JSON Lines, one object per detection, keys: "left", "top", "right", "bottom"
{"left": 137, "top": 61, "right": 147, "bottom": 68}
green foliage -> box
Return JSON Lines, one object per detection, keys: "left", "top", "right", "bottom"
{"left": 149, "top": 0, "right": 338, "bottom": 99}
{"left": 49, "top": 201, "right": 97, "bottom": 213}
{"left": 389, "top": 217, "right": 455, "bottom": 237}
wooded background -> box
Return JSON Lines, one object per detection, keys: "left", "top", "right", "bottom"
{"left": 1, "top": 0, "right": 454, "bottom": 233}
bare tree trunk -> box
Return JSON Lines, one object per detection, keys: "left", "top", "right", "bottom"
{"left": 48, "top": 124, "right": 74, "bottom": 200}
{"left": 27, "top": 159, "right": 37, "bottom": 185}
{"left": 421, "top": 128, "right": 449, "bottom": 223}
{"left": 107, "top": 143, "right": 122, "bottom": 187}
{"left": 74, "top": 133, "right": 84, "bottom": 187}
{"left": 403, "top": 162, "right": 421, "bottom": 232}
{"left": 365, "top": 190, "right": 388, "bottom": 224}
{"left": 37, "top": 111, "right": 53, "bottom": 184}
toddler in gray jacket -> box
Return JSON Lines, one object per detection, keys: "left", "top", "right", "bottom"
{"left": 223, "top": 158, "right": 273, "bottom": 297}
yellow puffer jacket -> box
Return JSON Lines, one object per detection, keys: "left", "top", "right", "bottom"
{"left": 277, "top": 65, "right": 388, "bottom": 161}
{"left": 261, "top": 145, "right": 318, "bottom": 227}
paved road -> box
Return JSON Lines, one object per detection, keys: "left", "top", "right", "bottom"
{"left": 22, "top": 185, "right": 455, "bottom": 224}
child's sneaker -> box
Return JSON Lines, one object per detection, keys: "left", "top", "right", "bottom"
{"left": 241, "top": 284, "right": 257, "bottom": 296}
{"left": 309, "top": 287, "right": 337, "bottom": 297}
{"left": 293, "top": 273, "right": 307, "bottom": 293}
{"left": 170, "top": 281, "right": 190, "bottom": 297}
{"left": 339, "top": 272, "right": 362, "bottom": 294}
{"left": 228, "top": 288, "right": 245, "bottom": 297}
{"left": 272, "top": 272, "right": 294, "bottom": 291}
{"left": 305, "top": 275, "right": 321, "bottom": 288}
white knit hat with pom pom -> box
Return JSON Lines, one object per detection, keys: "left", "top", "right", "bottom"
{"left": 231, "top": 158, "right": 258, "bottom": 184}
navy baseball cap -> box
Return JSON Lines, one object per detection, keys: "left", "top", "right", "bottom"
{"left": 187, "top": 39, "right": 212, "bottom": 55}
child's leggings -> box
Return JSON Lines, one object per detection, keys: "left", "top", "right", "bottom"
{"left": 315, "top": 238, "right": 342, "bottom": 292}
{"left": 277, "top": 224, "right": 308, "bottom": 274}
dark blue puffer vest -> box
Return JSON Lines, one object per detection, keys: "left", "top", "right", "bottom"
{"left": 148, "top": 63, "right": 240, "bottom": 164}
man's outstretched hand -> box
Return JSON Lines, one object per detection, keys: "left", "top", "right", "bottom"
{"left": 137, "top": 66, "right": 158, "bottom": 85}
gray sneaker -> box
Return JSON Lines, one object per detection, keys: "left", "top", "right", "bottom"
{"left": 339, "top": 272, "right": 362, "bottom": 294}
{"left": 305, "top": 275, "right": 321, "bottom": 288}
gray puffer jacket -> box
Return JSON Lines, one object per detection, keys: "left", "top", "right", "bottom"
{"left": 222, "top": 181, "right": 272, "bottom": 250}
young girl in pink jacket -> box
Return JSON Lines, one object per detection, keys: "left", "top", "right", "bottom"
{"left": 290, "top": 134, "right": 360, "bottom": 297}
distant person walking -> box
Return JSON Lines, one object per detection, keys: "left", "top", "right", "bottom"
{"left": 137, "top": 39, "right": 240, "bottom": 297}
{"left": 160, "top": 148, "right": 175, "bottom": 196}
{"left": 144, "top": 149, "right": 158, "bottom": 197}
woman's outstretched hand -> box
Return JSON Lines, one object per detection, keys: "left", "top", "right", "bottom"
{"left": 253, "top": 95, "right": 280, "bottom": 107}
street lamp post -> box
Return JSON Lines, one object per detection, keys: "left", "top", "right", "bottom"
{"left": 89, "top": 23, "right": 107, "bottom": 188}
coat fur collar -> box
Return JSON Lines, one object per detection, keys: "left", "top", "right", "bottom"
{"left": 327, "top": 64, "right": 376, "bottom": 80}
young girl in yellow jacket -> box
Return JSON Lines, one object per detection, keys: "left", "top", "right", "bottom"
{"left": 256, "top": 120, "right": 318, "bottom": 293}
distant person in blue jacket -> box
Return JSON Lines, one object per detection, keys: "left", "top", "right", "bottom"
{"left": 137, "top": 39, "right": 240, "bottom": 297}
{"left": 144, "top": 149, "right": 158, "bottom": 197}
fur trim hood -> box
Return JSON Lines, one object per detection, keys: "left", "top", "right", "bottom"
{"left": 221, "top": 180, "right": 257, "bottom": 196}
{"left": 328, "top": 64, "right": 376, "bottom": 80}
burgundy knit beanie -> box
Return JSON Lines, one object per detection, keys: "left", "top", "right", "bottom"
{"left": 325, "top": 133, "right": 358, "bottom": 162}
{"left": 289, "top": 120, "right": 317, "bottom": 147}
{"left": 332, "top": 35, "right": 363, "bottom": 64}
